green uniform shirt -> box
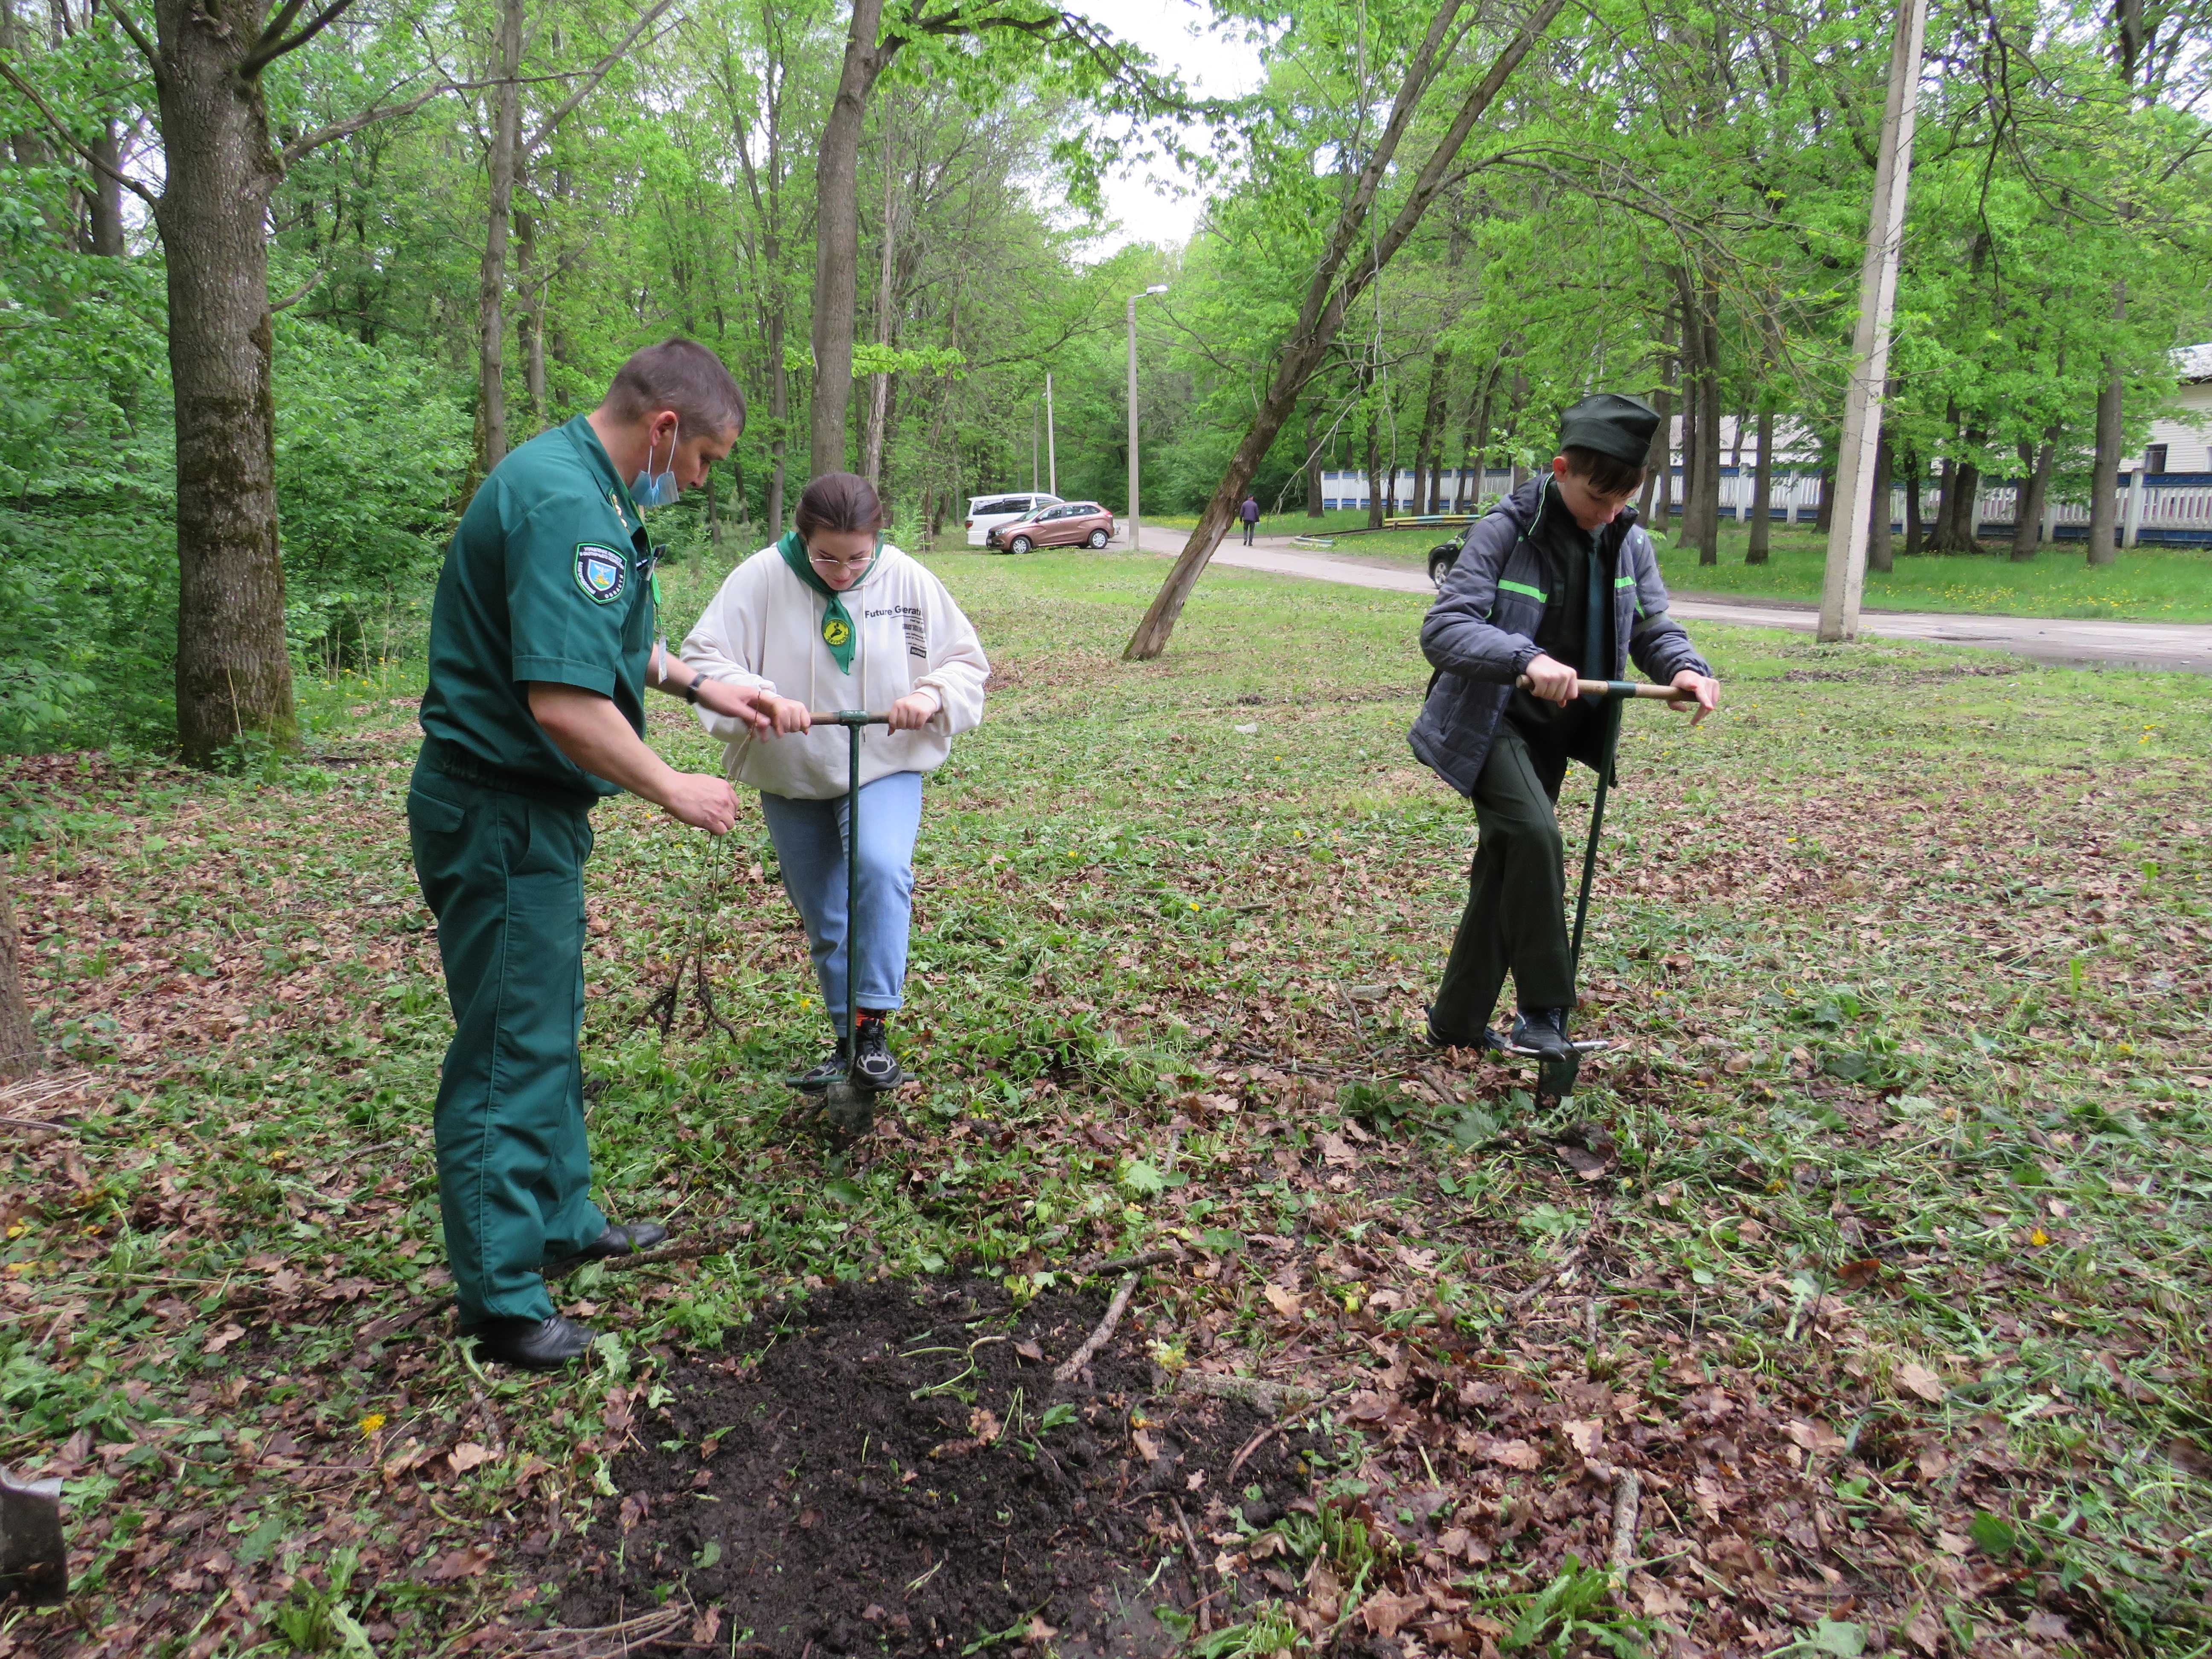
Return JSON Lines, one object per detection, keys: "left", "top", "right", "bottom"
{"left": 419, "top": 414, "right": 657, "bottom": 801}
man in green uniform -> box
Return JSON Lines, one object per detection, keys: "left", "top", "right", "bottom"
{"left": 409, "top": 338, "right": 772, "bottom": 1370}
{"left": 1410, "top": 394, "right": 1720, "bottom": 1058}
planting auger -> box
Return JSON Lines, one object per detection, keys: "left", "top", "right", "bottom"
{"left": 1498, "top": 675, "right": 1694, "bottom": 1102}
{"left": 0, "top": 1464, "right": 65, "bottom": 1604}
{"left": 805, "top": 708, "right": 891, "bottom": 1142}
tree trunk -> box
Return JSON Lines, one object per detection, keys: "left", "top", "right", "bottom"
{"left": 85, "top": 118, "right": 125, "bottom": 255}
{"left": 808, "top": 0, "right": 887, "bottom": 477}
{"left": 1815, "top": 466, "right": 1835, "bottom": 533}
{"left": 2012, "top": 431, "right": 2058, "bottom": 561}
{"left": 1693, "top": 292, "right": 1721, "bottom": 565}
{"left": 154, "top": 0, "right": 297, "bottom": 764}
{"left": 0, "top": 879, "right": 37, "bottom": 1080}
{"left": 1676, "top": 309, "right": 1703, "bottom": 547}
{"left": 474, "top": 0, "right": 523, "bottom": 478}
{"left": 1902, "top": 449, "right": 1924, "bottom": 555}
{"left": 1746, "top": 407, "right": 1773, "bottom": 563}
{"left": 2086, "top": 359, "right": 2122, "bottom": 565}
{"left": 1304, "top": 402, "right": 1323, "bottom": 516}
{"left": 1419, "top": 346, "right": 1451, "bottom": 509}
{"left": 1363, "top": 399, "right": 1383, "bottom": 530}
{"left": 1866, "top": 425, "right": 1893, "bottom": 574}
{"left": 1124, "top": 0, "right": 1570, "bottom": 658}
{"left": 517, "top": 204, "right": 547, "bottom": 429}
{"left": 859, "top": 120, "right": 897, "bottom": 487}
{"left": 766, "top": 306, "right": 788, "bottom": 535}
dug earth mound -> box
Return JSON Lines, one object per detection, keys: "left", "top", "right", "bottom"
{"left": 553, "top": 1278, "right": 1323, "bottom": 1655}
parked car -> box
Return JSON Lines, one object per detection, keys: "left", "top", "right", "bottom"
{"left": 1428, "top": 536, "right": 1462, "bottom": 587}
{"left": 965, "top": 491, "right": 1061, "bottom": 547}
{"left": 985, "top": 500, "right": 1117, "bottom": 554}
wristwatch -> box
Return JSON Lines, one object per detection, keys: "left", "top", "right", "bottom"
{"left": 681, "top": 678, "right": 701, "bottom": 704}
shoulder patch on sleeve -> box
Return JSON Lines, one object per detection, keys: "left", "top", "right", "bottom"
{"left": 574, "top": 544, "right": 628, "bottom": 604}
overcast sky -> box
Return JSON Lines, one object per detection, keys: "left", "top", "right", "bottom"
{"left": 1071, "top": 0, "right": 1267, "bottom": 256}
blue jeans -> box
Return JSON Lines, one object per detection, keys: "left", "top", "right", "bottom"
{"left": 759, "top": 771, "right": 924, "bottom": 1034}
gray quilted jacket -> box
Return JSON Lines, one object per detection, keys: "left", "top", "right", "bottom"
{"left": 1409, "top": 478, "right": 1711, "bottom": 797}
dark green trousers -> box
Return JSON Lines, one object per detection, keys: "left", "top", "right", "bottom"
{"left": 1431, "top": 719, "right": 1577, "bottom": 1039}
{"left": 407, "top": 763, "right": 607, "bottom": 1324}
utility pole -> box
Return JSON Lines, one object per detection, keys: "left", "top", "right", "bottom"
{"left": 1818, "top": 0, "right": 1930, "bottom": 642}
{"left": 1032, "top": 400, "right": 1039, "bottom": 492}
{"left": 1127, "top": 283, "right": 1168, "bottom": 550}
{"left": 1045, "top": 373, "right": 1058, "bottom": 497}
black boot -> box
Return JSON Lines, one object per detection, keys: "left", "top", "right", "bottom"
{"left": 787, "top": 1039, "right": 849, "bottom": 1094}
{"left": 1511, "top": 1006, "right": 1575, "bottom": 1060}
{"left": 1425, "top": 1005, "right": 1508, "bottom": 1053}
{"left": 574, "top": 1222, "right": 668, "bottom": 1260}
{"left": 462, "top": 1315, "right": 597, "bottom": 1371}
{"left": 850, "top": 1013, "right": 904, "bottom": 1091}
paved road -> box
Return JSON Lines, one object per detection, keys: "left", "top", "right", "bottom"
{"left": 1124, "top": 527, "right": 2212, "bottom": 673}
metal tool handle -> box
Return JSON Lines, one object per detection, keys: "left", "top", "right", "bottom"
{"left": 805, "top": 708, "right": 892, "bottom": 726}
{"left": 1515, "top": 675, "right": 1691, "bottom": 702}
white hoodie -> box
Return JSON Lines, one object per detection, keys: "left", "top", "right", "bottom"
{"left": 679, "top": 542, "right": 989, "bottom": 799}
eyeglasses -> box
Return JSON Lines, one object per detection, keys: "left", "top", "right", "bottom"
{"left": 807, "top": 547, "right": 873, "bottom": 573}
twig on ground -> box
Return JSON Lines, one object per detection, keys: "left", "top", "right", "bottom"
{"left": 360, "top": 1301, "right": 440, "bottom": 1342}
{"left": 1587, "top": 1459, "right": 1642, "bottom": 1578}
{"left": 0, "top": 1115, "right": 73, "bottom": 1134}
{"left": 1055, "top": 1270, "right": 1139, "bottom": 1383}
{"left": 1071, "top": 1246, "right": 1183, "bottom": 1277}
{"left": 1225, "top": 1399, "right": 1321, "bottom": 1484}
{"left": 467, "top": 1377, "right": 506, "bottom": 1458}
{"left": 544, "top": 1238, "right": 737, "bottom": 1277}
{"left": 1170, "top": 1496, "right": 1215, "bottom": 1635}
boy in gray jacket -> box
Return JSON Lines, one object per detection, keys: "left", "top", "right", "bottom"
{"left": 1409, "top": 393, "right": 1719, "bottom": 1059}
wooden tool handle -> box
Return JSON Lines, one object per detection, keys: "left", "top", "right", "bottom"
{"left": 804, "top": 708, "right": 891, "bottom": 725}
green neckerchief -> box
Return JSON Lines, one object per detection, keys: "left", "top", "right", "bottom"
{"left": 776, "top": 530, "right": 875, "bottom": 673}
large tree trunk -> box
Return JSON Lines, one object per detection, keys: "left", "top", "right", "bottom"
{"left": 2086, "top": 359, "right": 2123, "bottom": 565}
{"left": 1746, "top": 407, "right": 1773, "bottom": 563}
{"left": 2012, "top": 430, "right": 2058, "bottom": 561}
{"left": 859, "top": 120, "right": 898, "bottom": 488}
{"left": 0, "top": 879, "right": 37, "bottom": 1080}
{"left": 808, "top": 0, "right": 887, "bottom": 477}
{"left": 1692, "top": 294, "right": 1721, "bottom": 565}
{"left": 154, "top": 0, "right": 297, "bottom": 764}
{"left": 1363, "top": 396, "right": 1383, "bottom": 530}
{"left": 473, "top": 0, "right": 523, "bottom": 478}
{"left": 1866, "top": 425, "right": 1894, "bottom": 573}
{"left": 85, "top": 119, "right": 125, "bottom": 255}
{"left": 1902, "top": 449, "right": 1924, "bottom": 555}
{"left": 1815, "top": 465, "right": 1834, "bottom": 533}
{"left": 1418, "top": 345, "right": 1450, "bottom": 509}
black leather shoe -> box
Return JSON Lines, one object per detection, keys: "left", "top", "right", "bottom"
{"left": 1511, "top": 1006, "right": 1575, "bottom": 1060}
{"left": 462, "top": 1314, "right": 597, "bottom": 1371}
{"left": 786, "top": 1042, "right": 848, "bottom": 1094}
{"left": 575, "top": 1222, "right": 668, "bottom": 1261}
{"left": 850, "top": 1015, "right": 904, "bottom": 1091}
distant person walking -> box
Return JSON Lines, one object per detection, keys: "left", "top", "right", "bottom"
{"left": 1240, "top": 494, "right": 1260, "bottom": 545}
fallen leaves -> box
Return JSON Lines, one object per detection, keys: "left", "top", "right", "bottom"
{"left": 1895, "top": 1362, "right": 1948, "bottom": 1403}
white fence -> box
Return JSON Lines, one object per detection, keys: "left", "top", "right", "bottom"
{"left": 1316, "top": 467, "right": 2212, "bottom": 547}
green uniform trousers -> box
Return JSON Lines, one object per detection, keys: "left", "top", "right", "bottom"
{"left": 407, "top": 762, "right": 608, "bottom": 1324}
{"left": 1430, "top": 719, "right": 1577, "bottom": 1040}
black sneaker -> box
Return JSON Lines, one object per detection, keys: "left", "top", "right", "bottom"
{"left": 1510, "top": 1006, "right": 1575, "bottom": 1060}
{"left": 461, "top": 1314, "right": 597, "bottom": 1371}
{"left": 1425, "top": 1005, "right": 1509, "bottom": 1053}
{"left": 850, "top": 1015, "right": 905, "bottom": 1091}
{"left": 787, "top": 1041, "right": 848, "bottom": 1094}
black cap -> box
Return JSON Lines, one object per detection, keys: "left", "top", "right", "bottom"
{"left": 1560, "top": 393, "right": 1661, "bottom": 464}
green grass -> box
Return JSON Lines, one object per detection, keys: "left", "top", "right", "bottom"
{"left": 1648, "top": 523, "right": 2212, "bottom": 623}
{"left": 4, "top": 547, "right": 2211, "bottom": 1655}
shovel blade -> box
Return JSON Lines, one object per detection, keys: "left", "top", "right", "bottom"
{"left": 0, "top": 1466, "right": 66, "bottom": 1604}
{"left": 1537, "top": 1052, "right": 1581, "bottom": 1101}
{"left": 822, "top": 1078, "right": 876, "bottom": 1140}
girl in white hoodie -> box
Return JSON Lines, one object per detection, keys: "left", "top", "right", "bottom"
{"left": 681, "top": 472, "right": 988, "bottom": 1092}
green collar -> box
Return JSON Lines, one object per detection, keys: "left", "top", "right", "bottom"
{"left": 777, "top": 530, "right": 876, "bottom": 672}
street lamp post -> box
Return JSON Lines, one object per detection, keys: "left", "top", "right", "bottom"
{"left": 1126, "top": 283, "right": 1168, "bottom": 550}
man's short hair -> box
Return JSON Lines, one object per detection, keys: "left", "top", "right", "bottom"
{"left": 1561, "top": 445, "right": 1646, "bottom": 498}
{"left": 603, "top": 338, "right": 745, "bottom": 438}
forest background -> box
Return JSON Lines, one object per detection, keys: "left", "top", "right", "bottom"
{"left": 0, "top": 0, "right": 2207, "bottom": 763}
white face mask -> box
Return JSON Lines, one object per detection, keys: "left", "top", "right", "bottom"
{"left": 631, "top": 417, "right": 679, "bottom": 508}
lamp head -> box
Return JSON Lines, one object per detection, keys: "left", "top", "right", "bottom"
{"left": 1146, "top": 284, "right": 1169, "bottom": 294}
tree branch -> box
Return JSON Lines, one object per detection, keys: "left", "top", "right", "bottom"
{"left": 0, "top": 57, "right": 160, "bottom": 207}
{"left": 521, "top": 0, "right": 680, "bottom": 155}
{"left": 105, "top": 1, "right": 161, "bottom": 75}
{"left": 271, "top": 267, "right": 329, "bottom": 311}
{"left": 278, "top": 80, "right": 450, "bottom": 170}
{"left": 242, "top": 0, "right": 360, "bottom": 78}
